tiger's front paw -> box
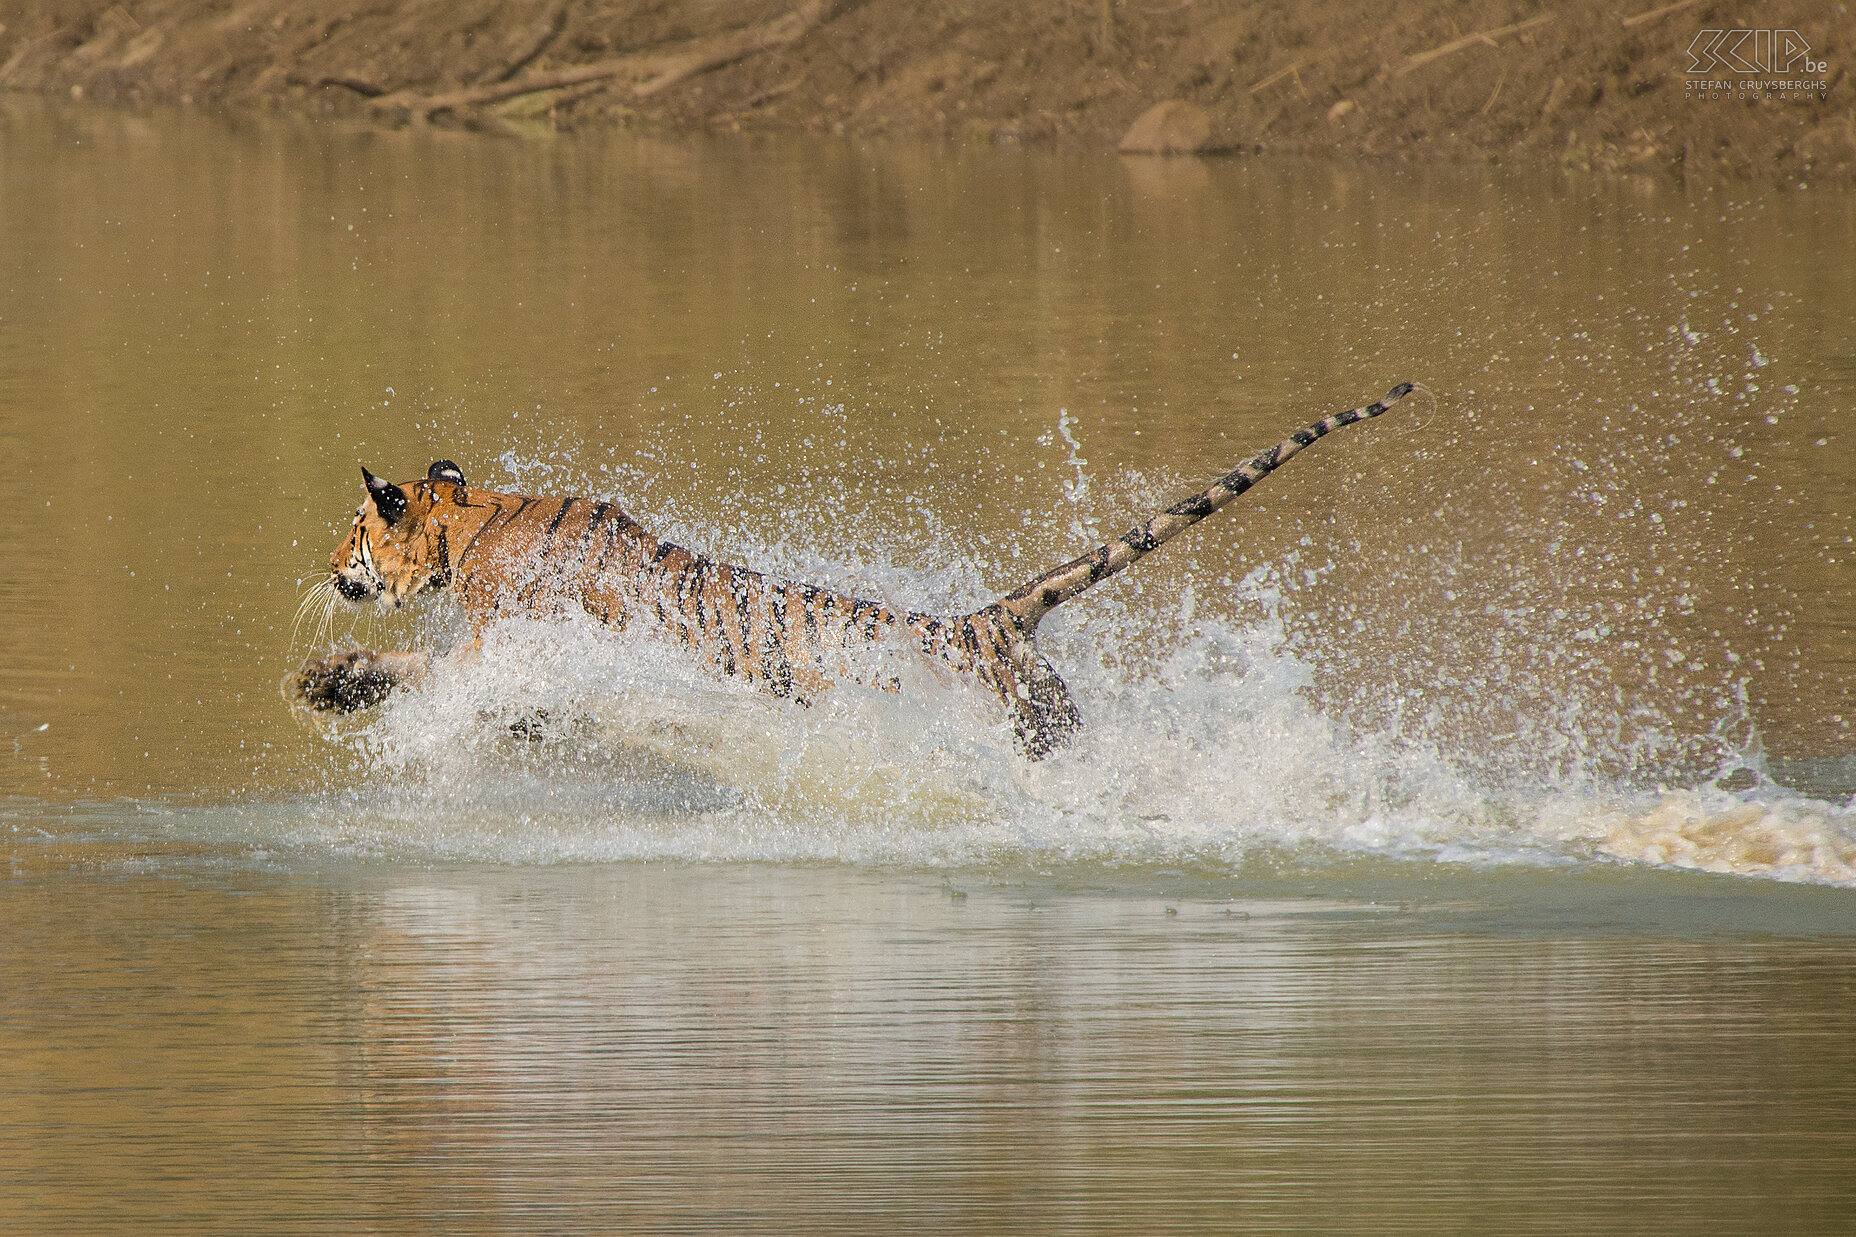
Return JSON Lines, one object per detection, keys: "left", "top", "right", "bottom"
{"left": 289, "top": 649, "right": 397, "bottom": 713}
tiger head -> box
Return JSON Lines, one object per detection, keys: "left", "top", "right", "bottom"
{"left": 331, "top": 461, "right": 467, "bottom": 608}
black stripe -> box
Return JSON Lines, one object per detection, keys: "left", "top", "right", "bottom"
{"left": 429, "top": 525, "right": 452, "bottom": 589}
{"left": 908, "top": 612, "right": 943, "bottom": 654}
{"left": 712, "top": 579, "right": 734, "bottom": 668}
{"left": 971, "top": 619, "right": 1007, "bottom": 693}
{"left": 1167, "top": 492, "right": 1216, "bottom": 519}
{"left": 798, "top": 584, "right": 820, "bottom": 651}
{"left": 580, "top": 501, "right": 612, "bottom": 553}
{"left": 1121, "top": 525, "right": 1159, "bottom": 553}
{"left": 731, "top": 574, "right": 756, "bottom": 667}
{"left": 678, "top": 560, "right": 703, "bottom": 640}
{"left": 758, "top": 585, "right": 794, "bottom": 697}
{"left": 457, "top": 497, "right": 518, "bottom": 564}
{"left": 695, "top": 562, "right": 719, "bottom": 649}
{"left": 814, "top": 591, "right": 837, "bottom": 650}
{"left": 592, "top": 511, "right": 626, "bottom": 579}
{"left": 708, "top": 570, "right": 736, "bottom": 676}
{"left": 517, "top": 498, "right": 577, "bottom": 606}
{"left": 772, "top": 583, "right": 792, "bottom": 642}
{"left": 761, "top": 641, "right": 793, "bottom": 697}
{"left": 958, "top": 616, "right": 983, "bottom": 662}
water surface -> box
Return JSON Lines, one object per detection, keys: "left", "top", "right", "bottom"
{"left": 2, "top": 99, "right": 1854, "bottom": 1232}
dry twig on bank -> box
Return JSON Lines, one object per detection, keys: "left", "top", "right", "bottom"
{"left": 373, "top": 0, "right": 846, "bottom": 119}
{"left": 1621, "top": 0, "right": 1704, "bottom": 30}
{"left": 1397, "top": 14, "right": 1553, "bottom": 77}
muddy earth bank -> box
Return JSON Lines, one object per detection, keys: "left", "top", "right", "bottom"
{"left": 1, "top": 0, "right": 1851, "bottom": 184}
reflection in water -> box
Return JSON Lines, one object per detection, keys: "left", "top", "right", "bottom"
{"left": 3, "top": 858, "right": 1855, "bottom": 1235}
{"left": 2, "top": 99, "right": 1855, "bottom": 1232}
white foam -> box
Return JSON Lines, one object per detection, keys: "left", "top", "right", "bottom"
{"left": 1598, "top": 791, "right": 1856, "bottom": 884}
{"left": 286, "top": 586, "right": 1854, "bottom": 886}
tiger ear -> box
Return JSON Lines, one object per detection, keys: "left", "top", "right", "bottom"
{"left": 427, "top": 460, "right": 466, "bottom": 486}
{"left": 361, "top": 466, "right": 408, "bottom": 526}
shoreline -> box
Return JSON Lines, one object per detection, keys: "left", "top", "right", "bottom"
{"left": 2, "top": 0, "right": 1851, "bottom": 187}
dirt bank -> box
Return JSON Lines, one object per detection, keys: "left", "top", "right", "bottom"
{"left": 2, "top": 1, "right": 1851, "bottom": 185}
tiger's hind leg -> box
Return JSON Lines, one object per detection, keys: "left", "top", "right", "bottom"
{"left": 289, "top": 649, "right": 431, "bottom": 713}
{"left": 932, "top": 605, "right": 1082, "bottom": 759}
{"left": 1008, "top": 649, "right": 1082, "bottom": 760}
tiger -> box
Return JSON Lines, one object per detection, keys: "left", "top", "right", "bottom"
{"left": 291, "top": 383, "right": 1413, "bottom": 757}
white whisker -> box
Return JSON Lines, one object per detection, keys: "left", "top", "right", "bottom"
{"left": 315, "top": 589, "right": 340, "bottom": 649}
{"left": 291, "top": 578, "right": 333, "bottom": 647}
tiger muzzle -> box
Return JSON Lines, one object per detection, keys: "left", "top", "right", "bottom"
{"left": 334, "top": 573, "right": 378, "bottom": 602}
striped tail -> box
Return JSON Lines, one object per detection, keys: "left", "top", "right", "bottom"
{"left": 998, "top": 383, "right": 1414, "bottom": 629}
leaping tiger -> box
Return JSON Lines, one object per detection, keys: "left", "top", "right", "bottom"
{"left": 291, "top": 383, "right": 1413, "bottom": 757}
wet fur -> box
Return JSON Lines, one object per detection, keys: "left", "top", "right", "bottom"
{"left": 292, "top": 385, "right": 1411, "bottom": 757}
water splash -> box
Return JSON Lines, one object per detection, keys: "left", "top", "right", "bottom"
{"left": 269, "top": 357, "right": 1856, "bottom": 888}
{"left": 284, "top": 555, "right": 1852, "bottom": 886}
{"left": 1599, "top": 792, "right": 1855, "bottom": 884}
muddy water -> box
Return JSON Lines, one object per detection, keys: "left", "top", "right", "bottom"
{"left": 2, "top": 99, "right": 1854, "bottom": 1232}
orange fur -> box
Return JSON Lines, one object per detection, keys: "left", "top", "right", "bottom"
{"left": 320, "top": 467, "right": 1077, "bottom": 754}
{"left": 296, "top": 385, "right": 1409, "bottom": 757}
